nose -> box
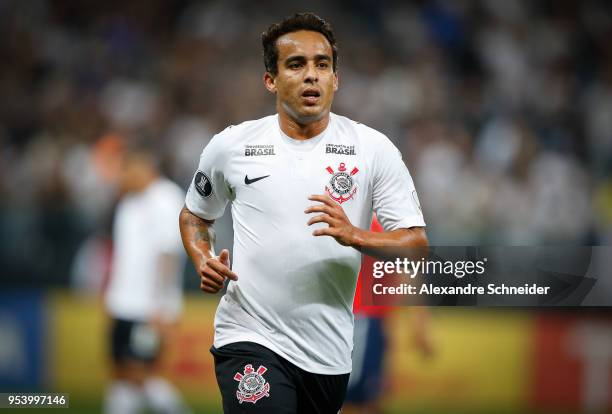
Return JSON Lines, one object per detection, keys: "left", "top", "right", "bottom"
{"left": 304, "top": 62, "right": 318, "bottom": 83}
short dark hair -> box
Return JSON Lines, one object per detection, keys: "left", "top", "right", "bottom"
{"left": 262, "top": 12, "right": 338, "bottom": 75}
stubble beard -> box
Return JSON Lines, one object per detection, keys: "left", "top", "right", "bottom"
{"left": 280, "top": 100, "right": 328, "bottom": 126}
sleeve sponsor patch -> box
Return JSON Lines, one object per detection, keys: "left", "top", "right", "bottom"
{"left": 194, "top": 171, "right": 213, "bottom": 198}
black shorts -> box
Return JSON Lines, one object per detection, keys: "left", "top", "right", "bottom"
{"left": 110, "top": 318, "right": 161, "bottom": 364}
{"left": 211, "top": 342, "right": 349, "bottom": 414}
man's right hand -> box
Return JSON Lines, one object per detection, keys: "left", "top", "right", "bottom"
{"left": 199, "top": 249, "right": 238, "bottom": 293}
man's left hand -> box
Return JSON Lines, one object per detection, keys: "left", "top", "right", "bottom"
{"left": 305, "top": 194, "right": 360, "bottom": 246}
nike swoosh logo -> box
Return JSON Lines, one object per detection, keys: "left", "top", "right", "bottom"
{"left": 244, "top": 174, "right": 270, "bottom": 185}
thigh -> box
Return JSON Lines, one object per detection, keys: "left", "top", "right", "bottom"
{"left": 296, "top": 370, "right": 349, "bottom": 414}
{"left": 211, "top": 342, "right": 297, "bottom": 414}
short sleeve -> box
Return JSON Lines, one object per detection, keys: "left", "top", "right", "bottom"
{"left": 371, "top": 138, "right": 426, "bottom": 231}
{"left": 154, "top": 187, "right": 185, "bottom": 255}
{"left": 185, "top": 132, "right": 232, "bottom": 220}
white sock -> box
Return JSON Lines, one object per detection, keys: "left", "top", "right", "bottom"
{"left": 104, "top": 380, "right": 144, "bottom": 414}
{"left": 143, "top": 376, "right": 190, "bottom": 414}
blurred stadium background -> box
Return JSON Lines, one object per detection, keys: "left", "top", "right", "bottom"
{"left": 1, "top": 0, "right": 611, "bottom": 413}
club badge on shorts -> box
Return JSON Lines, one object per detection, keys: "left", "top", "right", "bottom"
{"left": 325, "top": 162, "right": 359, "bottom": 204}
{"left": 233, "top": 364, "right": 270, "bottom": 404}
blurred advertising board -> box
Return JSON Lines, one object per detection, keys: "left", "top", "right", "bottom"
{"left": 0, "top": 290, "right": 46, "bottom": 390}
{"left": 385, "top": 309, "right": 531, "bottom": 411}
{"left": 12, "top": 291, "right": 611, "bottom": 411}
{"left": 532, "top": 313, "right": 612, "bottom": 412}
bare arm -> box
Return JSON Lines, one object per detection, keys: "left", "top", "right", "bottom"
{"left": 348, "top": 226, "right": 428, "bottom": 261}
{"left": 410, "top": 306, "right": 435, "bottom": 358}
{"left": 179, "top": 206, "right": 237, "bottom": 293}
{"left": 179, "top": 206, "right": 216, "bottom": 264}
{"left": 305, "top": 194, "right": 429, "bottom": 261}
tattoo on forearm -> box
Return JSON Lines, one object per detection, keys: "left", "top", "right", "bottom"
{"left": 184, "top": 213, "right": 215, "bottom": 244}
{"left": 196, "top": 222, "right": 215, "bottom": 244}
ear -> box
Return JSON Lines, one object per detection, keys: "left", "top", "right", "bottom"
{"left": 263, "top": 72, "right": 276, "bottom": 94}
{"left": 333, "top": 71, "right": 339, "bottom": 92}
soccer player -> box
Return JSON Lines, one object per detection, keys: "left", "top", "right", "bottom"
{"left": 104, "top": 140, "right": 190, "bottom": 414}
{"left": 179, "top": 12, "right": 428, "bottom": 413}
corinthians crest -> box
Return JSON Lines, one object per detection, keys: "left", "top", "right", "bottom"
{"left": 325, "top": 162, "right": 359, "bottom": 204}
{"left": 233, "top": 364, "right": 270, "bottom": 404}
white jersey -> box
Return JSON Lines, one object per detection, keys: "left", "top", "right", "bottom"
{"left": 106, "top": 178, "right": 186, "bottom": 322}
{"left": 185, "top": 113, "right": 425, "bottom": 374}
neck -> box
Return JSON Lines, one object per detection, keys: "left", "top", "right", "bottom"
{"left": 277, "top": 106, "right": 330, "bottom": 141}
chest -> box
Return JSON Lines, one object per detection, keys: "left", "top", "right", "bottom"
{"left": 225, "top": 142, "right": 372, "bottom": 218}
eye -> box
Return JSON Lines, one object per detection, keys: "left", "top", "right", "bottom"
{"left": 289, "top": 62, "right": 302, "bottom": 69}
{"left": 318, "top": 62, "right": 329, "bottom": 69}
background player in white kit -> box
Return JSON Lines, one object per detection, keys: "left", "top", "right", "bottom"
{"left": 104, "top": 139, "right": 190, "bottom": 414}
{"left": 179, "top": 12, "right": 428, "bottom": 413}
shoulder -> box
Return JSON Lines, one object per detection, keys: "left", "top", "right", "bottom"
{"left": 331, "top": 113, "right": 395, "bottom": 153}
{"left": 212, "top": 114, "right": 276, "bottom": 143}
{"left": 202, "top": 115, "right": 276, "bottom": 162}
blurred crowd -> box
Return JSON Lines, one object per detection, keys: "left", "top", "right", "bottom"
{"left": 1, "top": 0, "right": 611, "bottom": 286}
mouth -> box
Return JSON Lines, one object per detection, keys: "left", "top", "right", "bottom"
{"left": 301, "top": 89, "right": 321, "bottom": 105}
